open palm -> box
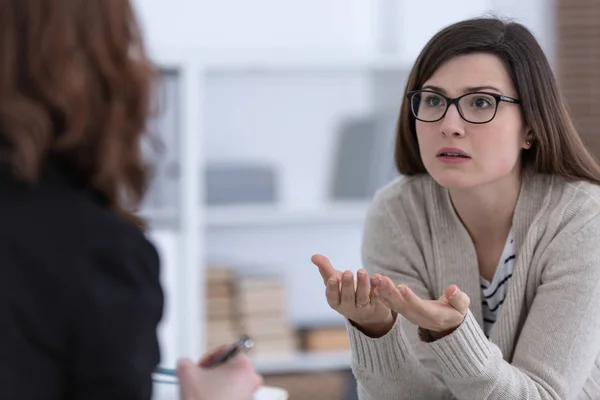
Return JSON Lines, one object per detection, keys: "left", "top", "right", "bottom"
{"left": 311, "top": 254, "right": 393, "bottom": 331}
{"left": 373, "top": 275, "right": 470, "bottom": 335}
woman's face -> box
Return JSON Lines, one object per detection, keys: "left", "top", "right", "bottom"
{"left": 415, "top": 52, "right": 532, "bottom": 190}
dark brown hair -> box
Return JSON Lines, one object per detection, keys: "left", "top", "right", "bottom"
{"left": 0, "top": 0, "right": 156, "bottom": 227}
{"left": 395, "top": 17, "right": 600, "bottom": 184}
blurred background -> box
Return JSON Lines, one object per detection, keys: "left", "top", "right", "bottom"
{"left": 134, "top": 0, "right": 599, "bottom": 398}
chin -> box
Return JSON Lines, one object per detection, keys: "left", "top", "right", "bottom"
{"left": 426, "top": 166, "right": 482, "bottom": 190}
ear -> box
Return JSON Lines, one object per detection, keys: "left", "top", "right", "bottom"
{"left": 523, "top": 127, "right": 534, "bottom": 150}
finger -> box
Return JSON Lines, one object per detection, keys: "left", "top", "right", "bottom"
{"left": 370, "top": 273, "right": 382, "bottom": 293}
{"left": 311, "top": 254, "right": 335, "bottom": 284}
{"left": 373, "top": 286, "right": 394, "bottom": 310}
{"left": 311, "top": 254, "right": 342, "bottom": 285}
{"left": 253, "top": 372, "right": 264, "bottom": 391}
{"left": 377, "top": 276, "right": 406, "bottom": 310}
{"left": 176, "top": 358, "right": 197, "bottom": 400}
{"left": 398, "top": 284, "right": 435, "bottom": 320}
{"left": 176, "top": 358, "right": 195, "bottom": 375}
{"left": 355, "top": 269, "right": 370, "bottom": 307}
{"left": 397, "top": 284, "right": 426, "bottom": 307}
{"left": 198, "top": 344, "right": 229, "bottom": 367}
{"left": 340, "top": 270, "right": 356, "bottom": 304}
{"left": 325, "top": 276, "right": 340, "bottom": 309}
{"left": 226, "top": 352, "right": 258, "bottom": 372}
{"left": 445, "top": 285, "right": 470, "bottom": 314}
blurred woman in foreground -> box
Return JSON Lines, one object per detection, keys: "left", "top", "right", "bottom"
{"left": 0, "top": 1, "right": 260, "bottom": 399}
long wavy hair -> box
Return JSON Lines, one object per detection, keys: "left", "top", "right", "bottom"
{"left": 0, "top": 0, "right": 157, "bottom": 227}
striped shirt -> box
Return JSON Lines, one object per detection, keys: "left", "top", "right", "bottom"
{"left": 480, "top": 229, "right": 516, "bottom": 338}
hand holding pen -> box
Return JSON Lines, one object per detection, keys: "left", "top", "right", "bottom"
{"left": 173, "top": 336, "right": 262, "bottom": 400}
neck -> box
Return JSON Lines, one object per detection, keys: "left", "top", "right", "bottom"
{"left": 449, "top": 169, "right": 522, "bottom": 244}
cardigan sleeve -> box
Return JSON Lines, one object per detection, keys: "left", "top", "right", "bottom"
{"left": 425, "top": 210, "right": 600, "bottom": 399}
{"left": 346, "top": 192, "right": 455, "bottom": 400}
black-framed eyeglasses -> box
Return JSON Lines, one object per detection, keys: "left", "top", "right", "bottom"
{"left": 406, "top": 90, "right": 521, "bottom": 124}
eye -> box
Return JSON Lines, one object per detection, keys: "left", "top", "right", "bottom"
{"left": 423, "top": 94, "right": 444, "bottom": 107}
{"left": 471, "top": 96, "right": 494, "bottom": 109}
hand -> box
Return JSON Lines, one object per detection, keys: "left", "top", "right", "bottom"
{"left": 311, "top": 254, "right": 395, "bottom": 337}
{"left": 176, "top": 348, "right": 262, "bottom": 400}
{"left": 373, "top": 276, "right": 470, "bottom": 339}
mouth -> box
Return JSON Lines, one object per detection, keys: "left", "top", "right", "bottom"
{"left": 436, "top": 149, "right": 471, "bottom": 158}
{"left": 437, "top": 152, "right": 470, "bottom": 158}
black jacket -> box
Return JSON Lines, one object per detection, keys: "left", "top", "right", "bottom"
{"left": 0, "top": 161, "right": 164, "bottom": 399}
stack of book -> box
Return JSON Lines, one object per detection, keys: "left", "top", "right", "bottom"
{"left": 299, "top": 325, "right": 349, "bottom": 352}
{"left": 234, "top": 275, "right": 298, "bottom": 356}
{"left": 205, "top": 266, "right": 238, "bottom": 350}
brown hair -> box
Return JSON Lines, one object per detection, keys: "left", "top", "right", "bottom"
{"left": 395, "top": 17, "right": 600, "bottom": 184}
{"left": 0, "top": 0, "right": 156, "bottom": 227}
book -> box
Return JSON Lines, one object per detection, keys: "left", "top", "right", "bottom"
{"left": 300, "top": 326, "right": 349, "bottom": 352}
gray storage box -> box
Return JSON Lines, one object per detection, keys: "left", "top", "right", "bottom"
{"left": 330, "top": 113, "right": 399, "bottom": 200}
{"left": 205, "top": 163, "right": 277, "bottom": 205}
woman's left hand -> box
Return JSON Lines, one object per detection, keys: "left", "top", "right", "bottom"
{"left": 372, "top": 276, "right": 471, "bottom": 339}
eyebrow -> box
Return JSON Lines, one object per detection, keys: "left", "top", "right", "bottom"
{"left": 421, "top": 85, "right": 504, "bottom": 94}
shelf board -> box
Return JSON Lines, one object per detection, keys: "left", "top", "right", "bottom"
{"left": 141, "top": 201, "right": 370, "bottom": 229}
{"left": 252, "top": 350, "right": 351, "bottom": 374}
{"left": 206, "top": 201, "right": 369, "bottom": 228}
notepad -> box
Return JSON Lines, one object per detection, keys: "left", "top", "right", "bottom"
{"left": 152, "top": 372, "right": 288, "bottom": 400}
{"left": 254, "top": 386, "right": 289, "bottom": 400}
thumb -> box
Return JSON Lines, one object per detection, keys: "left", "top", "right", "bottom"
{"left": 177, "top": 358, "right": 202, "bottom": 400}
{"left": 445, "top": 285, "right": 470, "bottom": 314}
{"left": 176, "top": 358, "right": 196, "bottom": 376}
{"left": 176, "top": 358, "right": 199, "bottom": 400}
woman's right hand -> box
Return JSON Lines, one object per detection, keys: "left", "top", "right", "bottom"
{"left": 177, "top": 349, "right": 262, "bottom": 400}
{"left": 311, "top": 254, "right": 396, "bottom": 338}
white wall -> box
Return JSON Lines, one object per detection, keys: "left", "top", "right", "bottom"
{"left": 133, "top": 0, "right": 554, "bottom": 65}
{"left": 491, "top": 0, "right": 556, "bottom": 64}
{"left": 133, "top": 0, "right": 377, "bottom": 56}
{"left": 394, "top": 0, "right": 555, "bottom": 66}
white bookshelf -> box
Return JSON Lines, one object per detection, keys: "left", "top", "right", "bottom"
{"left": 144, "top": 51, "right": 408, "bottom": 372}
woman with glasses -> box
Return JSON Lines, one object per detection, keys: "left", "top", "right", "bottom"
{"left": 312, "top": 17, "right": 600, "bottom": 399}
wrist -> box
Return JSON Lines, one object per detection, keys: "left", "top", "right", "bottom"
{"left": 418, "top": 325, "right": 459, "bottom": 342}
{"left": 351, "top": 311, "right": 396, "bottom": 338}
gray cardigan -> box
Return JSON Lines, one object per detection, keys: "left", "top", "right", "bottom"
{"left": 348, "top": 170, "right": 600, "bottom": 399}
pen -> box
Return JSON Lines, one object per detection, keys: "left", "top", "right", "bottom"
{"left": 153, "top": 334, "right": 255, "bottom": 378}
{"left": 203, "top": 335, "right": 254, "bottom": 368}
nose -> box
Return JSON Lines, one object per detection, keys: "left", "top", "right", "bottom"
{"left": 439, "top": 104, "right": 466, "bottom": 137}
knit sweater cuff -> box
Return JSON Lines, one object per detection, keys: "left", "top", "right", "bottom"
{"left": 427, "top": 310, "right": 493, "bottom": 379}
{"left": 346, "top": 316, "right": 410, "bottom": 374}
